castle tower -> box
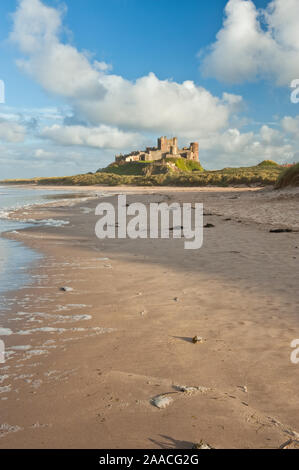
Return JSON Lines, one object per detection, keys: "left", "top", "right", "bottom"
{"left": 158, "top": 137, "right": 179, "bottom": 154}
{"left": 158, "top": 136, "right": 168, "bottom": 151}
{"left": 190, "top": 142, "right": 199, "bottom": 161}
{"left": 172, "top": 137, "right": 178, "bottom": 154}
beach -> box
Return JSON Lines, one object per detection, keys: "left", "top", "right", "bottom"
{"left": 0, "top": 185, "right": 299, "bottom": 449}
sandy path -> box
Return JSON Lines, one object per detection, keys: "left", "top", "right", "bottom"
{"left": 0, "top": 187, "right": 298, "bottom": 449}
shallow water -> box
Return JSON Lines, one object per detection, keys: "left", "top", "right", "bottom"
{"left": 0, "top": 185, "right": 80, "bottom": 297}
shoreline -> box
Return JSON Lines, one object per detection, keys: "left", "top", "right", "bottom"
{"left": 0, "top": 187, "right": 101, "bottom": 300}
{"left": 0, "top": 186, "right": 299, "bottom": 448}
{"left": 0, "top": 183, "right": 279, "bottom": 191}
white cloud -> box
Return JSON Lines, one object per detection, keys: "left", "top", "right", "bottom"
{"left": 198, "top": 125, "right": 295, "bottom": 169}
{"left": 281, "top": 115, "right": 299, "bottom": 136}
{"left": 10, "top": 0, "right": 105, "bottom": 100}
{"left": 259, "top": 125, "right": 283, "bottom": 145}
{"left": 79, "top": 73, "right": 235, "bottom": 137}
{"left": 10, "top": 0, "right": 61, "bottom": 54}
{"left": 0, "top": 120, "right": 26, "bottom": 143}
{"left": 222, "top": 92, "right": 243, "bottom": 107}
{"left": 34, "top": 148, "right": 56, "bottom": 159}
{"left": 200, "top": 128, "right": 254, "bottom": 153}
{"left": 0, "top": 140, "right": 115, "bottom": 179}
{"left": 201, "top": 0, "right": 299, "bottom": 86}
{"left": 34, "top": 147, "right": 84, "bottom": 162}
{"left": 10, "top": 0, "right": 240, "bottom": 140}
{"left": 41, "top": 124, "right": 142, "bottom": 149}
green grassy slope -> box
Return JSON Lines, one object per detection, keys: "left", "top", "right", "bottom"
{"left": 98, "top": 161, "right": 152, "bottom": 176}
{"left": 98, "top": 158, "right": 204, "bottom": 175}
{"left": 164, "top": 158, "right": 204, "bottom": 172}
{"left": 257, "top": 160, "right": 280, "bottom": 167}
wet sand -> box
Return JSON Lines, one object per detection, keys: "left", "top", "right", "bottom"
{"left": 0, "top": 186, "right": 298, "bottom": 449}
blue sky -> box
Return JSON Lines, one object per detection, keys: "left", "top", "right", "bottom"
{"left": 0, "top": 0, "right": 299, "bottom": 178}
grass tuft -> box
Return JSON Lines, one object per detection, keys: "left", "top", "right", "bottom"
{"left": 275, "top": 163, "right": 299, "bottom": 188}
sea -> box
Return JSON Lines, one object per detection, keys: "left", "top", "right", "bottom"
{"left": 0, "top": 185, "right": 83, "bottom": 297}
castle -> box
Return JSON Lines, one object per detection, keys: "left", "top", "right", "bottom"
{"left": 115, "top": 137, "right": 199, "bottom": 163}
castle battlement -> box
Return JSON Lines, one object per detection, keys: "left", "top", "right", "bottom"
{"left": 116, "top": 137, "right": 199, "bottom": 163}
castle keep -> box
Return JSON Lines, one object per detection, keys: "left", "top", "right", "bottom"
{"left": 115, "top": 137, "right": 199, "bottom": 163}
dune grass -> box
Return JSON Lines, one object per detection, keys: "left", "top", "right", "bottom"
{"left": 1, "top": 162, "right": 283, "bottom": 187}
{"left": 276, "top": 163, "right": 299, "bottom": 188}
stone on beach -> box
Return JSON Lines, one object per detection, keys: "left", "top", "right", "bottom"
{"left": 176, "top": 385, "right": 209, "bottom": 394}
{"left": 151, "top": 395, "right": 173, "bottom": 409}
{"left": 280, "top": 439, "right": 299, "bottom": 449}
{"left": 59, "top": 287, "right": 74, "bottom": 292}
{"left": 270, "top": 228, "right": 293, "bottom": 233}
{"left": 192, "top": 336, "right": 203, "bottom": 344}
{"left": 192, "top": 441, "right": 213, "bottom": 450}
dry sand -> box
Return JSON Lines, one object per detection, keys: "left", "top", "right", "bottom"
{"left": 0, "top": 186, "right": 298, "bottom": 449}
